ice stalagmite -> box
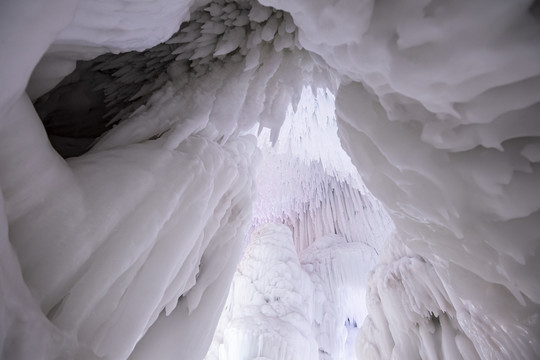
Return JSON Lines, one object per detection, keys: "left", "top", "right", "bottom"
{"left": 206, "top": 223, "right": 319, "bottom": 360}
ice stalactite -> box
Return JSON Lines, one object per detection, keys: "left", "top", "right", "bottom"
{"left": 253, "top": 87, "right": 394, "bottom": 253}
{"left": 31, "top": 0, "right": 337, "bottom": 159}
{"left": 300, "top": 236, "right": 378, "bottom": 359}
{"left": 357, "top": 236, "right": 483, "bottom": 360}
{"left": 253, "top": 155, "right": 393, "bottom": 254}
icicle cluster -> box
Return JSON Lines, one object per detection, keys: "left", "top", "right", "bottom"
{"left": 257, "top": 88, "right": 358, "bottom": 183}
{"left": 87, "top": 45, "right": 178, "bottom": 125}
{"left": 34, "top": 42, "right": 179, "bottom": 156}
{"left": 168, "top": 0, "right": 299, "bottom": 73}
{"left": 253, "top": 87, "right": 394, "bottom": 253}
{"left": 34, "top": 0, "right": 304, "bottom": 157}
{"left": 253, "top": 156, "right": 393, "bottom": 253}
{"left": 357, "top": 237, "right": 484, "bottom": 360}
{"left": 300, "top": 236, "right": 378, "bottom": 359}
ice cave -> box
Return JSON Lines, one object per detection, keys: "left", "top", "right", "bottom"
{"left": 1, "top": 0, "right": 539, "bottom": 359}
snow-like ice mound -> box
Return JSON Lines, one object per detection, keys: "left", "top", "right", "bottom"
{"left": 206, "top": 223, "right": 319, "bottom": 360}
{"left": 207, "top": 224, "right": 379, "bottom": 359}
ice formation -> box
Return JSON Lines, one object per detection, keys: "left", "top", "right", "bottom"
{"left": 206, "top": 223, "right": 319, "bottom": 360}
{"left": 206, "top": 223, "right": 380, "bottom": 360}
{"left": 1, "top": 0, "right": 540, "bottom": 359}
{"left": 253, "top": 87, "right": 394, "bottom": 253}
{"left": 209, "top": 89, "right": 393, "bottom": 359}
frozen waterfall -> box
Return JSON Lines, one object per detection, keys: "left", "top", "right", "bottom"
{"left": 1, "top": 0, "right": 539, "bottom": 359}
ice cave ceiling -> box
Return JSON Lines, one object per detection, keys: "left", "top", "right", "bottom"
{"left": 1, "top": 0, "right": 540, "bottom": 359}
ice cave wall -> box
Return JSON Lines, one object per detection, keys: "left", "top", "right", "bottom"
{"left": 261, "top": 0, "right": 540, "bottom": 358}
{"left": 1, "top": 0, "right": 540, "bottom": 359}
{"left": 0, "top": 0, "right": 328, "bottom": 359}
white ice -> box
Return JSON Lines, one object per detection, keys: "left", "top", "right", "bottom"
{"left": 210, "top": 88, "right": 393, "bottom": 359}
{"left": 1, "top": 0, "right": 539, "bottom": 359}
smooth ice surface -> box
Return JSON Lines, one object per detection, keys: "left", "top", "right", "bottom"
{"left": 1, "top": 0, "right": 540, "bottom": 359}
